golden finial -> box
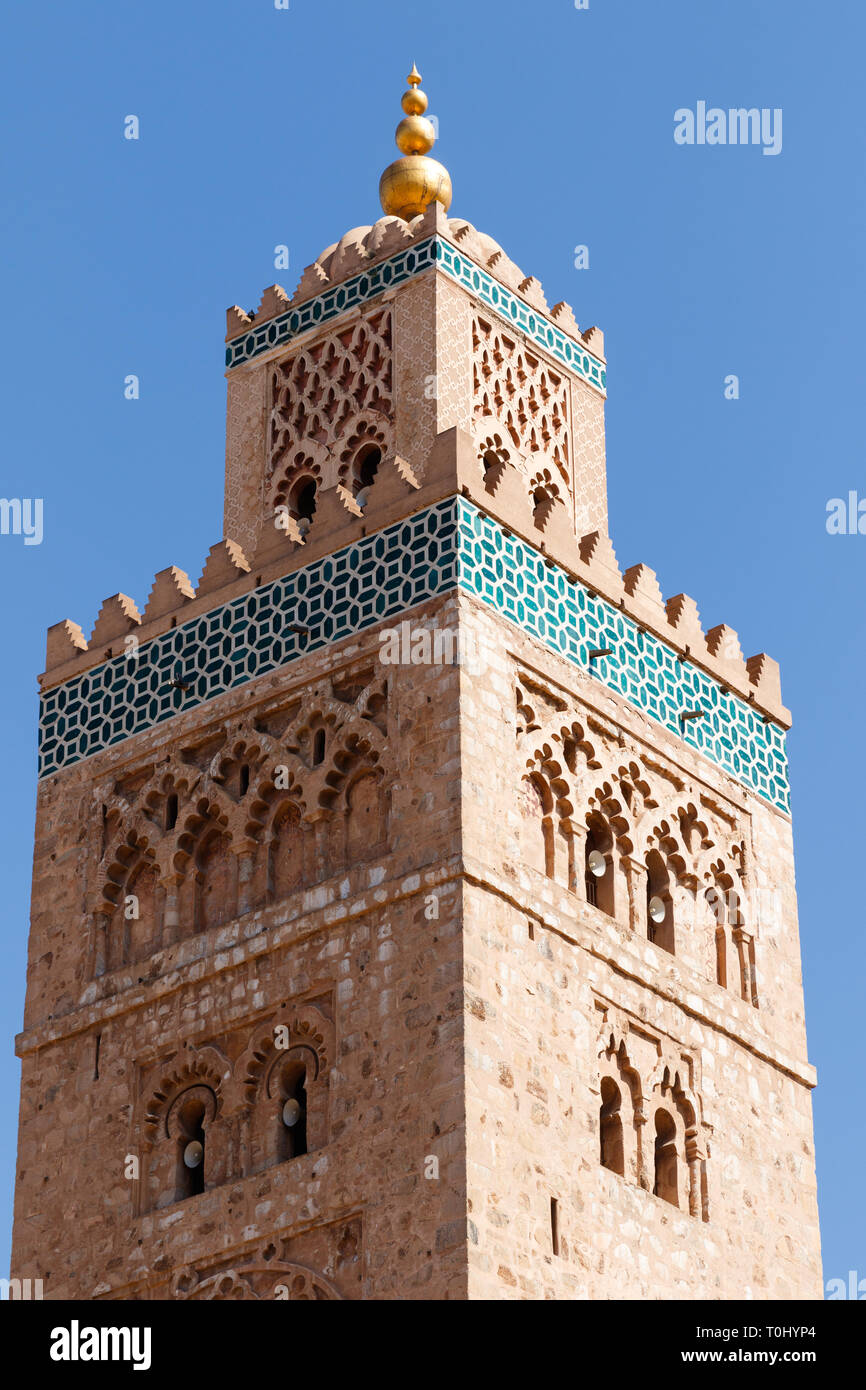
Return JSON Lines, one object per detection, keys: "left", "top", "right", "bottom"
{"left": 379, "top": 65, "right": 452, "bottom": 220}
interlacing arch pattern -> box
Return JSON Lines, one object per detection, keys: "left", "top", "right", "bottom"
{"left": 472, "top": 313, "right": 571, "bottom": 487}
{"left": 517, "top": 697, "right": 757, "bottom": 1003}
{"left": 267, "top": 309, "right": 392, "bottom": 488}
{"left": 596, "top": 1018, "right": 710, "bottom": 1222}
{"left": 89, "top": 675, "right": 392, "bottom": 976}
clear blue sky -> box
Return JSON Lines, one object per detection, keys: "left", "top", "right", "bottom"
{"left": 1, "top": 0, "right": 862, "bottom": 1293}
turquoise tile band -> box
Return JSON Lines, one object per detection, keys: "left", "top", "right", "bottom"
{"left": 38, "top": 499, "right": 788, "bottom": 813}
{"left": 455, "top": 502, "right": 789, "bottom": 814}
{"left": 225, "top": 238, "right": 607, "bottom": 395}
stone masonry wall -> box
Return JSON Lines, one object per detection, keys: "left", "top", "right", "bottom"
{"left": 12, "top": 596, "right": 468, "bottom": 1301}
{"left": 456, "top": 594, "right": 821, "bottom": 1300}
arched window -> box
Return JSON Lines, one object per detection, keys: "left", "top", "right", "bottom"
{"left": 125, "top": 861, "right": 160, "bottom": 964}
{"left": 350, "top": 444, "right": 381, "bottom": 506}
{"left": 289, "top": 476, "right": 317, "bottom": 535}
{"left": 653, "top": 1109, "right": 679, "bottom": 1207}
{"left": 276, "top": 1058, "right": 309, "bottom": 1163}
{"left": 703, "top": 883, "right": 725, "bottom": 986}
{"left": 519, "top": 774, "right": 555, "bottom": 879}
{"left": 165, "top": 793, "right": 178, "bottom": 831}
{"left": 584, "top": 817, "right": 615, "bottom": 917}
{"left": 599, "top": 1076, "right": 625, "bottom": 1175}
{"left": 195, "top": 829, "right": 234, "bottom": 932}
{"left": 646, "top": 850, "right": 674, "bottom": 954}
{"left": 268, "top": 802, "right": 304, "bottom": 902}
{"left": 174, "top": 1092, "right": 208, "bottom": 1201}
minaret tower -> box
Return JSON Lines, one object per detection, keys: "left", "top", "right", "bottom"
{"left": 12, "top": 70, "right": 821, "bottom": 1301}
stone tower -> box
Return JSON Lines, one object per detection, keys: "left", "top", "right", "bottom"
{"left": 12, "top": 71, "right": 821, "bottom": 1301}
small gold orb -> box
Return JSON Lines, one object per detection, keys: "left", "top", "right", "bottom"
{"left": 402, "top": 86, "right": 428, "bottom": 116}
{"left": 395, "top": 115, "right": 435, "bottom": 155}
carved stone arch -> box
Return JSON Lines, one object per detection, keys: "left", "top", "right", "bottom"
{"left": 560, "top": 720, "right": 602, "bottom": 778}
{"left": 238, "top": 1008, "right": 333, "bottom": 1175}
{"left": 473, "top": 315, "right": 571, "bottom": 487}
{"left": 165, "top": 1084, "right": 218, "bottom": 1143}
{"left": 595, "top": 1031, "right": 646, "bottom": 1186}
{"left": 477, "top": 429, "right": 512, "bottom": 492}
{"left": 208, "top": 724, "right": 279, "bottom": 801}
{"left": 335, "top": 410, "right": 393, "bottom": 494}
{"left": 172, "top": 1261, "right": 342, "bottom": 1301}
{"left": 140, "top": 1046, "right": 232, "bottom": 1214}
{"left": 268, "top": 310, "right": 392, "bottom": 492}
{"left": 316, "top": 726, "right": 385, "bottom": 813}
{"left": 283, "top": 692, "right": 351, "bottom": 773}
{"left": 98, "top": 821, "right": 157, "bottom": 914}
{"left": 648, "top": 1063, "right": 707, "bottom": 1219}
{"left": 519, "top": 764, "right": 557, "bottom": 882}
{"left": 172, "top": 792, "right": 234, "bottom": 877}
{"left": 94, "top": 788, "right": 133, "bottom": 862}
{"left": 528, "top": 466, "right": 564, "bottom": 529}
{"left": 172, "top": 794, "right": 236, "bottom": 936}
{"left": 244, "top": 757, "right": 307, "bottom": 837}
{"left": 268, "top": 435, "right": 328, "bottom": 497}
{"left": 144, "top": 1047, "right": 229, "bottom": 1143}
{"left": 597, "top": 1029, "right": 645, "bottom": 1112}
{"left": 137, "top": 761, "right": 201, "bottom": 837}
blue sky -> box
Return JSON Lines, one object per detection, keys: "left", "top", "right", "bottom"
{"left": 1, "top": 0, "right": 863, "bottom": 1292}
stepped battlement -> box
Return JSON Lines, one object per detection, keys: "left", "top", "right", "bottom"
{"left": 42, "top": 422, "right": 788, "bottom": 734}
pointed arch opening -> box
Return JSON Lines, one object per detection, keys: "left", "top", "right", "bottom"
{"left": 646, "top": 849, "right": 675, "bottom": 954}
{"left": 599, "top": 1076, "right": 625, "bottom": 1175}
{"left": 653, "top": 1109, "right": 679, "bottom": 1207}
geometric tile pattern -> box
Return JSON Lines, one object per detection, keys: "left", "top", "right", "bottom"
{"left": 456, "top": 502, "right": 790, "bottom": 814}
{"left": 38, "top": 501, "right": 459, "bottom": 780}
{"left": 38, "top": 498, "right": 789, "bottom": 814}
{"left": 436, "top": 240, "right": 607, "bottom": 394}
{"left": 225, "top": 237, "right": 607, "bottom": 396}
{"left": 225, "top": 239, "right": 437, "bottom": 371}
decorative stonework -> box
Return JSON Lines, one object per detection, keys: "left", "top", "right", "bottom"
{"left": 38, "top": 499, "right": 789, "bottom": 813}
{"left": 473, "top": 313, "right": 571, "bottom": 486}
{"left": 226, "top": 237, "right": 607, "bottom": 396}
{"left": 267, "top": 308, "right": 393, "bottom": 500}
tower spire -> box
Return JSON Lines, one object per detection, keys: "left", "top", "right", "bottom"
{"left": 379, "top": 64, "right": 452, "bottom": 220}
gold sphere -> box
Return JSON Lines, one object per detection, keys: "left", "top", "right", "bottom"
{"left": 402, "top": 86, "right": 428, "bottom": 116}
{"left": 379, "top": 155, "right": 452, "bottom": 220}
{"left": 395, "top": 115, "right": 435, "bottom": 155}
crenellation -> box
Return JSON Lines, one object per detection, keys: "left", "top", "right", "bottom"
{"left": 90, "top": 593, "right": 141, "bottom": 648}
{"left": 195, "top": 538, "right": 250, "bottom": 597}
{"left": 623, "top": 562, "right": 668, "bottom": 629}
{"left": 144, "top": 566, "right": 196, "bottom": 623}
{"left": 665, "top": 593, "right": 705, "bottom": 652}
{"left": 38, "top": 461, "right": 791, "bottom": 734}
